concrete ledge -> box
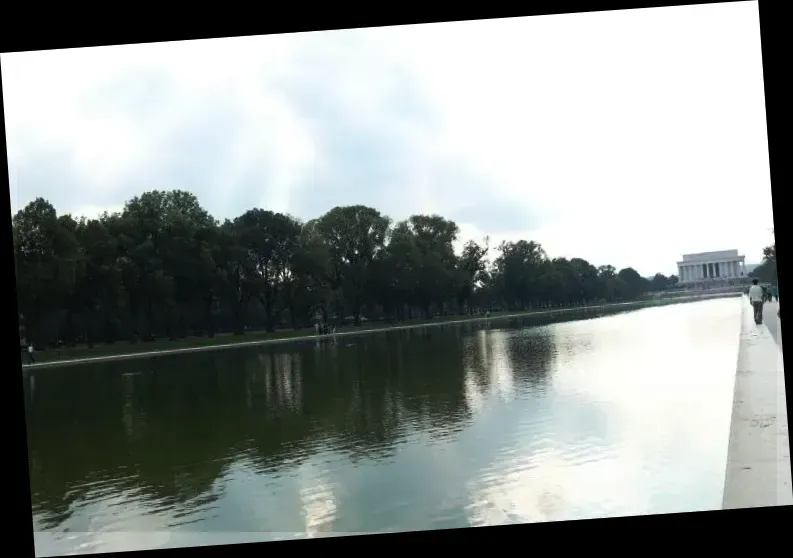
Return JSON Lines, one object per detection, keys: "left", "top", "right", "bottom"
{"left": 722, "top": 298, "right": 791, "bottom": 508}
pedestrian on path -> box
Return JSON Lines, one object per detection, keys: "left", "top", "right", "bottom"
{"left": 748, "top": 278, "right": 765, "bottom": 325}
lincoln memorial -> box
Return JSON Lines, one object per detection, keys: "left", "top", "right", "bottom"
{"left": 676, "top": 250, "right": 747, "bottom": 284}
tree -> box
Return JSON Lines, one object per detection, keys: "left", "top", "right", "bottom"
{"left": 456, "top": 240, "right": 488, "bottom": 314}
{"left": 617, "top": 268, "right": 650, "bottom": 300}
{"left": 762, "top": 244, "right": 776, "bottom": 263}
{"left": 650, "top": 273, "right": 669, "bottom": 292}
{"left": 13, "top": 189, "right": 678, "bottom": 349}
{"left": 750, "top": 260, "right": 777, "bottom": 283}
{"left": 570, "top": 258, "right": 602, "bottom": 302}
{"left": 13, "top": 199, "right": 81, "bottom": 345}
{"left": 397, "top": 214, "right": 460, "bottom": 318}
{"left": 315, "top": 206, "right": 390, "bottom": 325}
{"left": 233, "top": 209, "right": 302, "bottom": 332}
{"left": 215, "top": 220, "right": 257, "bottom": 334}
{"left": 750, "top": 232, "right": 777, "bottom": 284}
{"left": 492, "top": 240, "right": 547, "bottom": 310}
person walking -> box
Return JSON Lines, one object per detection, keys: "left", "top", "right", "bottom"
{"left": 748, "top": 278, "right": 765, "bottom": 325}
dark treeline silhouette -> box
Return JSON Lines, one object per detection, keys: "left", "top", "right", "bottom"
{"left": 13, "top": 190, "right": 678, "bottom": 348}
{"left": 749, "top": 237, "right": 777, "bottom": 283}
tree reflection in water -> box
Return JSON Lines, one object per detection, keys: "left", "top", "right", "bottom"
{"left": 27, "top": 318, "right": 525, "bottom": 530}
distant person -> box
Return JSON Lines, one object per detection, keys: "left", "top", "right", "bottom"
{"left": 773, "top": 284, "right": 779, "bottom": 302}
{"left": 314, "top": 322, "right": 320, "bottom": 336}
{"left": 748, "top": 279, "right": 765, "bottom": 325}
{"left": 27, "top": 343, "right": 36, "bottom": 364}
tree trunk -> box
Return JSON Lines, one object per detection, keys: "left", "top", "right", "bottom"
{"left": 233, "top": 294, "right": 249, "bottom": 335}
{"left": 204, "top": 295, "right": 215, "bottom": 337}
{"left": 262, "top": 287, "right": 277, "bottom": 333}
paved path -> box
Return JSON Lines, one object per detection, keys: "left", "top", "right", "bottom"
{"left": 723, "top": 299, "right": 790, "bottom": 509}
{"left": 763, "top": 300, "right": 782, "bottom": 348}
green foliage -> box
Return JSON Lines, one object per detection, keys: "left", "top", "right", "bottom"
{"left": 762, "top": 244, "right": 776, "bottom": 264}
{"left": 748, "top": 239, "right": 777, "bottom": 283}
{"left": 13, "top": 191, "right": 663, "bottom": 347}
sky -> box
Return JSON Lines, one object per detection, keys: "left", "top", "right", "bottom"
{"left": 1, "top": 2, "right": 775, "bottom": 276}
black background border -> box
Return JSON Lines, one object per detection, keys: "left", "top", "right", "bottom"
{"left": 2, "top": 0, "right": 789, "bottom": 555}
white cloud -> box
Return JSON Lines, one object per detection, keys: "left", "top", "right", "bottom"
{"left": 2, "top": 2, "right": 773, "bottom": 275}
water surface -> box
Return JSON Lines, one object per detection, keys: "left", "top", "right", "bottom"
{"left": 25, "top": 297, "right": 742, "bottom": 555}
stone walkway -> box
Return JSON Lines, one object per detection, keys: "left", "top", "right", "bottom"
{"left": 722, "top": 298, "right": 790, "bottom": 509}
{"left": 763, "top": 300, "right": 782, "bottom": 349}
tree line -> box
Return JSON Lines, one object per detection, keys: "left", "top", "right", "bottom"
{"left": 748, "top": 235, "right": 777, "bottom": 284}
{"left": 13, "top": 190, "right": 679, "bottom": 348}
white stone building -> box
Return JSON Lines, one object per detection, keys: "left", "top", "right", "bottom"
{"left": 676, "top": 250, "right": 747, "bottom": 284}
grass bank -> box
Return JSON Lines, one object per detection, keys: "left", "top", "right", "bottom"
{"left": 22, "top": 292, "right": 740, "bottom": 370}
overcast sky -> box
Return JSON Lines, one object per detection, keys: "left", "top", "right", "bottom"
{"left": 2, "top": 2, "right": 774, "bottom": 276}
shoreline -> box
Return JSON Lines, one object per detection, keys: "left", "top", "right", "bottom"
{"left": 22, "top": 292, "right": 740, "bottom": 370}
